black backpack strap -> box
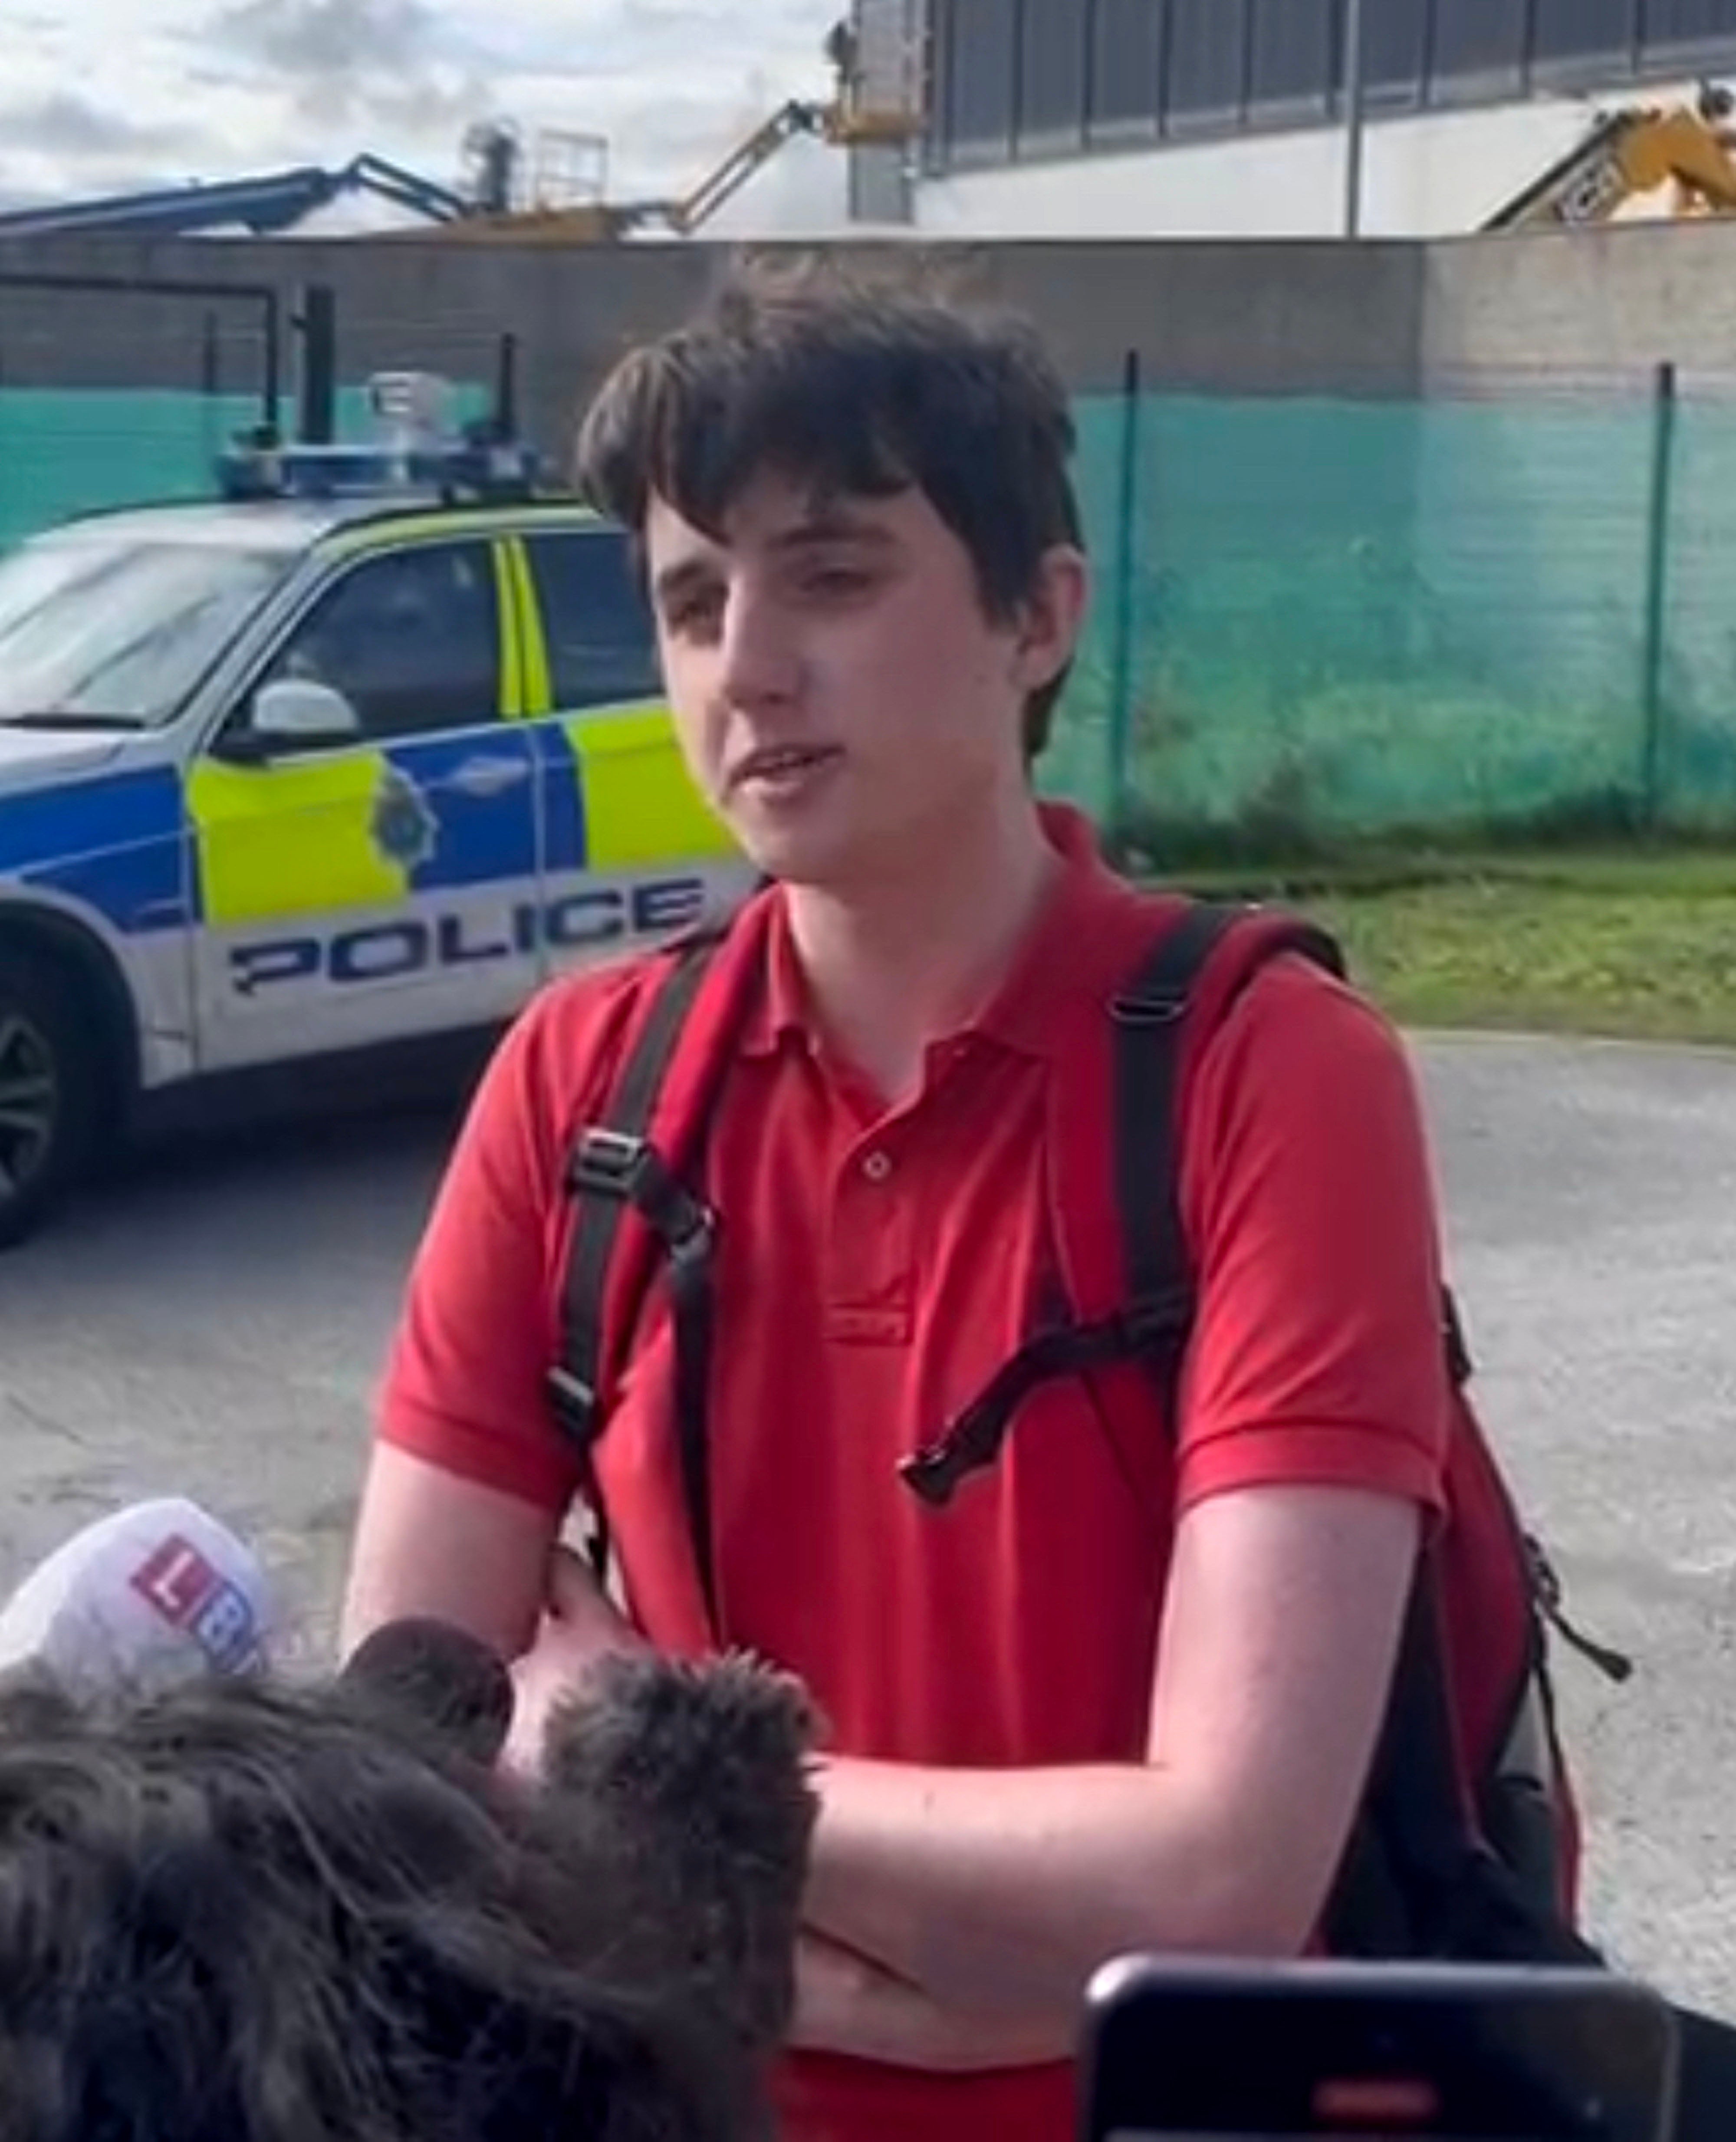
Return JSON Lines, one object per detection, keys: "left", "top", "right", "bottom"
{"left": 545, "top": 921, "right": 739, "bottom": 1629}
{"left": 1108, "top": 901, "right": 1345, "bottom": 1403}
{"left": 903, "top": 901, "right": 1341, "bottom": 1505}
{"left": 547, "top": 934, "right": 722, "bottom": 1451}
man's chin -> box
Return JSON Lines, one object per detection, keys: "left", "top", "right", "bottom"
{"left": 729, "top": 821, "right": 842, "bottom": 891}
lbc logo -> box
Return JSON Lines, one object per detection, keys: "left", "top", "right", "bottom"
{"left": 130, "top": 1533, "right": 261, "bottom": 1672}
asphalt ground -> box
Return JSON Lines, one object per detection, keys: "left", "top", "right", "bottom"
{"left": 1, "top": 1030, "right": 1733, "bottom": 2017}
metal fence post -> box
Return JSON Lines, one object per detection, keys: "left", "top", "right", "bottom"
{"left": 1640, "top": 359, "right": 1679, "bottom": 835}
{"left": 199, "top": 309, "right": 222, "bottom": 472}
{"left": 1107, "top": 347, "right": 1142, "bottom": 830}
{"left": 1342, "top": 0, "right": 1367, "bottom": 238}
{"left": 296, "top": 283, "right": 338, "bottom": 446}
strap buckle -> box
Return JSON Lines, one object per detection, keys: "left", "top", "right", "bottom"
{"left": 571, "top": 1128, "right": 716, "bottom": 1269}
{"left": 546, "top": 1363, "right": 600, "bottom": 1444}
{"left": 571, "top": 1127, "right": 654, "bottom": 1198}
{"left": 1109, "top": 989, "right": 1187, "bottom": 1027}
{"left": 1443, "top": 1287, "right": 1474, "bottom": 1387}
{"left": 899, "top": 1400, "right": 997, "bottom": 1509}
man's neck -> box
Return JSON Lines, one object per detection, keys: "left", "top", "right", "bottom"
{"left": 784, "top": 801, "right": 1061, "bottom": 1107}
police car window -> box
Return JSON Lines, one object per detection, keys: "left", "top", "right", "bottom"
{"left": 522, "top": 532, "right": 661, "bottom": 711}
{"left": 0, "top": 536, "right": 288, "bottom": 729}
{"left": 261, "top": 540, "right": 500, "bottom": 740}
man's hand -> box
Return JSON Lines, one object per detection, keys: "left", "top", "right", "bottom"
{"left": 501, "top": 1542, "right": 650, "bottom": 1777}
{"left": 790, "top": 1932, "right": 1071, "bottom": 2075}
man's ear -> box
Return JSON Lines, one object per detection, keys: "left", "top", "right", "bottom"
{"left": 1011, "top": 545, "right": 1091, "bottom": 697}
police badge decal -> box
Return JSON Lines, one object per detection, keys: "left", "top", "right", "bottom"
{"left": 371, "top": 766, "right": 439, "bottom": 872}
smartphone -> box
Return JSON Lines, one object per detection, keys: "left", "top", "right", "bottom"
{"left": 1077, "top": 1958, "right": 1678, "bottom": 2142}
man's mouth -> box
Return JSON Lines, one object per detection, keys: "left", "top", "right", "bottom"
{"left": 730, "top": 744, "right": 842, "bottom": 792}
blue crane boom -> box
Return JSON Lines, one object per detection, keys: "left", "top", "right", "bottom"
{"left": 0, "top": 154, "right": 473, "bottom": 240}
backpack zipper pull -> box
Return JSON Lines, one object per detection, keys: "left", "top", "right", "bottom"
{"left": 1526, "top": 1536, "right": 1635, "bottom": 1685}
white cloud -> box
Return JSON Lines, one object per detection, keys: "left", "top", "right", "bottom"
{"left": 0, "top": 92, "right": 193, "bottom": 159}
{"left": 0, "top": 0, "right": 864, "bottom": 228}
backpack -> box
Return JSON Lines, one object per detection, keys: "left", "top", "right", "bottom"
{"left": 539, "top": 888, "right": 1631, "bottom": 1968}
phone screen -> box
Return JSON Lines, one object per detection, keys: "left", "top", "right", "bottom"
{"left": 1079, "top": 1961, "right": 1677, "bottom": 2142}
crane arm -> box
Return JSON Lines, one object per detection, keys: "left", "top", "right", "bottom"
{"left": 1626, "top": 105, "right": 1736, "bottom": 211}
{"left": 1483, "top": 101, "right": 1736, "bottom": 230}
{"left": 343, "top": 155, "right": 473, "bottom": 224}
{"left": 0, "top": 165, "right": 345, "bottom": 239}
{"left": 660, "top": 99, "right": 828, "bottom": 234}
{"left": 0, "top": 155, "right": 473, "bottom": 240}
{"left": 1482, "top": 112, "right": 1639, "bottom": 230}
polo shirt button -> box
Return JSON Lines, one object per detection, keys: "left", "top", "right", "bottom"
{"left": 860, "top": 1150, "right": 893, "bottom": 1184}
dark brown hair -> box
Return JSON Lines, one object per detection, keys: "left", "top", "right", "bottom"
{"left": 574, "top": 253, "right": 1085, "bottom": 760}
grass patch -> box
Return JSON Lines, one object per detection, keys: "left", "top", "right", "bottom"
{"left": 1144, "top": 849, "right": 1736, "bottom": 1046}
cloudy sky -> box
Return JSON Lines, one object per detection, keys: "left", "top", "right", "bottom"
{"left": 0, "top": 0, "right": 857, "bottom": 231}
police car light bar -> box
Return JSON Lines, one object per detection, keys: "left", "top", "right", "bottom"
{"left": 217, "top": 435, "right": 545, "bottom": 503}
{"left": 216, "top": 368, "right": 546, "bottom": 504}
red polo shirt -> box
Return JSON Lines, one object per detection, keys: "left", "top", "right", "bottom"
{"left": 378, "top": 804, "right": 1465, "bottom": 2142}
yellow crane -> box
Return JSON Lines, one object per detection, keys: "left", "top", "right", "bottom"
{"left": 428, "top": 22, "right": 919, "bottom": 245}
{"left": 1484, "top": 82, "right": 1736, "bottom": 230}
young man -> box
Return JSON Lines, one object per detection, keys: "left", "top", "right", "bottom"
{"left": 342, "top": 263, "right": 1568, "bottom": 2140}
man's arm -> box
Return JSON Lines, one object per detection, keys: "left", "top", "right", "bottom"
{"left": 801, "top": 967, "right": 1450, "bottom": 2025}
{"left": 341, "top": 1462, "right": 647, "bottom": 1781}
{"left": 339, "top": 977, "right": 637, "bottom": 1671}
{"left": 801, "top": 1481, "right": 1420, "bottom": 2019}
{"left": 789, "top": 1933, "right": 1075, "bottom": 2073}
{"left": 340, "top": 1445, "right": 562, "bottom": 1659}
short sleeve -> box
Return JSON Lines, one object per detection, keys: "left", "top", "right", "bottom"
{"left": 374, "top": 966, "right": 643, "bottom": 1514}
{"left": 1173, "top": 955, "right": 1452, "bottom": 1518}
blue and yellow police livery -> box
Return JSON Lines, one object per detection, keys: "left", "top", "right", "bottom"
{"left": 0, "top": 406, "right": 753, "bottom": 1247}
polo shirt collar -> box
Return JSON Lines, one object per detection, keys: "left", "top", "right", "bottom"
{"left": 739, "top": 802, "right": 1144, "bottom": 1063}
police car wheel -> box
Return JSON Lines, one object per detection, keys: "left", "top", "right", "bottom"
{"left": 0, "top": 951, "right": 98, "bottom": 1250}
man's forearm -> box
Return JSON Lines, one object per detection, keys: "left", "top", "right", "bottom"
{"left": 340, "top": 1444, "right": 562, "bottom": 1661}
{"left": 806, "top": 1756, "right": 1311, "bottom": 2016}
{"left": 790, "top": 1933, "right": 1073, "bottom": 2074}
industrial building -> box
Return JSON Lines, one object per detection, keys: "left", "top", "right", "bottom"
{"left": 847, "top": 0, "right": 1736, "bottom": 237}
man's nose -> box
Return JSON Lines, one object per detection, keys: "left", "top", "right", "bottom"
{"left": 718, "top": 585, "right": 800, "bottom": 710}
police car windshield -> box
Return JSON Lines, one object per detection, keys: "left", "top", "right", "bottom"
{"left": 0, "top": 532, "right": 288, "bottom": 729}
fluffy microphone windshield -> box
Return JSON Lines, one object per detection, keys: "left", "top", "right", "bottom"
{"left": 338, "top": 1617, "right": 516, "bottom": 1768}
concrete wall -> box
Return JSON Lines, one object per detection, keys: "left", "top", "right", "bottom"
{"left": 0, "top": 231, "right": 719, "bottom": 465}
{"left": 10, "top": 204, "right": 1736, "bottom": 440}
{"left": 0, "top": 229, "right": 1427, "bottom": 461}
{"left": 1423, "top": 216, "right": 1736, "bottom": 385}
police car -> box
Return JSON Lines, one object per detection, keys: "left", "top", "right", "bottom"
{"left": 0, "top": 382, "right": 754, "bottom": 1247}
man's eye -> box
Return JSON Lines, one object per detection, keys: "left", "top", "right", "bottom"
{"left": 665, "top": 590, "right": 723, "bottom": 633}
{"left": 804, "top": 567, "right": 874, "bottom": 599}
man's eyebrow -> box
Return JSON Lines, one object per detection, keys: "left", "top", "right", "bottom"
{"left": 650, "top": 556, "right": 717, "bottom": 607}
{"left": 770, "top": 510, "right": 899, "bottom": 553}
{"left": 650, "top": 513, "right": 898, "bottom": 603}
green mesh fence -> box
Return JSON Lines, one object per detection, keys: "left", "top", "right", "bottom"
{"left": 1047, "top": 378, "right": 1736, "bottom": 861}
{"left": 0, "top": 389, "right": 261, "bottom": 550}
{"left": 3, "top": 375, "right": 1731, "bottom": 860}
{"left": 0, "top": 383, "right": 493, "bottom": 553}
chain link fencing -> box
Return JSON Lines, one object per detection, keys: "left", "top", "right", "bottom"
{"left": 1046, "top": 363, "right": 1736, "bottom": 863}
{"left": 2, "top": 336, "right": 1731, "bottom": 865}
